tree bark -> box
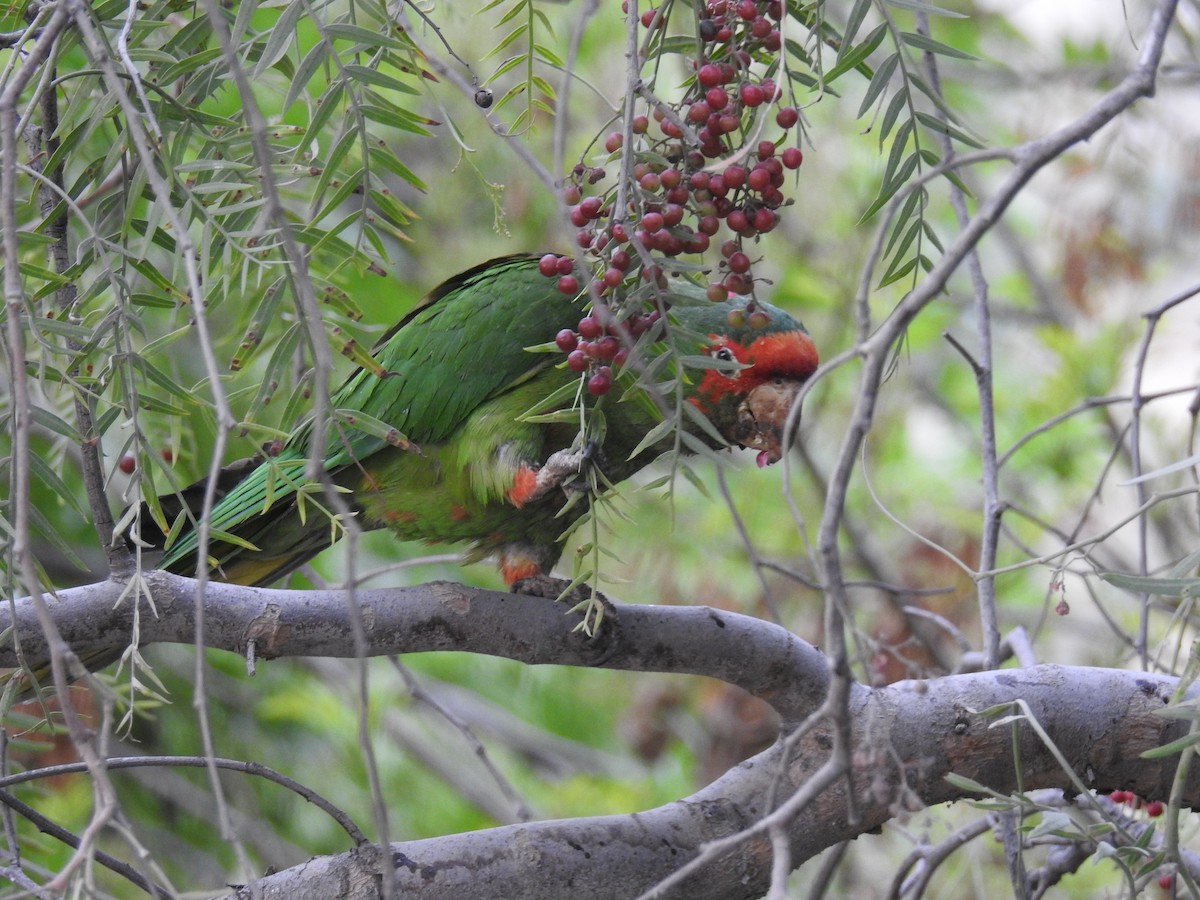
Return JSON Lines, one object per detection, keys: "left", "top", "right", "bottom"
{"left": 3, "top": 576, "right": 1196, "bottom": 898}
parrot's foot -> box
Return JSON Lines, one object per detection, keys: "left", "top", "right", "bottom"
{"left": 510, "top": 574, "right": 620, "bottom": 663}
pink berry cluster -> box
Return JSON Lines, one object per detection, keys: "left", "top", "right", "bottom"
{"left": 541, "top": 0, "right": 803, "bottom": 393}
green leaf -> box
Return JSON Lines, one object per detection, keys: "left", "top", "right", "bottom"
{"left": 826, "top": 23, "right": 887, "bottom": 82}
{"left": 1101, "top": 572, "right": 1200, "bottom": 598}
{"left": 841, "top": 0, "right": 873, "bottom": 55}
{"left": 253, "top": 1, "right": 306, "bottom": 78}
{"left": 858, "top": 52, "right": 899, "bottom": 118}
{"left": 915, "top": 111, "right": 985, "bottom": 149}
{"left": 1140, "top": 731, "right": 1200, "bottom": 759}
{"left": 901, "top": 31, "right": 978, "bottom": 61}
{"left": 285, "top": 40, "right": 330, "bottom": 111}
{"left": 344, "top": 64, "right": 419, "bottom": 96}
{"left": 331, "top": 409, "right": 416, "bottom": 452}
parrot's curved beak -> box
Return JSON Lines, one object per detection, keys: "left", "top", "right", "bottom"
{"left": 733, "top": 378, "right": 805, "bottom": 467}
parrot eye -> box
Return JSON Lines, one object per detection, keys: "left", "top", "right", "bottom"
{"left": 711, "top": 346, "right": 734, "bottom": 363}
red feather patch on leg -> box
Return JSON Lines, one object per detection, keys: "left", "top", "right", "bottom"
{"left": 506, "top": 465, "right": 540, "bottom": 508}
{"left": 498, "top": 548, "right": 544, "bottom": 586}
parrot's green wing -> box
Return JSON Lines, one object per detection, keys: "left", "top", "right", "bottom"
{"left": 158, "top": 254, "right": 583, "bottom": 577}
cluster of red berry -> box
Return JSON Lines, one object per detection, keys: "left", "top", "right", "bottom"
{"left": 549, "top": 303, "right": 661, "bottom": 396}
{"left": 542, "top": 0, "right": 801, "bottom": 393}
{"left": 1109, "top": 790, "right": 1164, "bottom": 817}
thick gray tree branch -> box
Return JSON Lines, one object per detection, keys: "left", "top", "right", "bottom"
{"left": 0, "top": 575, "right": 829, "bottom": 726}
{"left": 226, "top": 661, "right": 1199, "bottom": 900}
{"left": 4, "top": 578, "right": 1199, "bottom": 898}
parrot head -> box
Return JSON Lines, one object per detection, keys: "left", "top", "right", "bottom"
{"left": 674, "top": 297, "right": 819, "bottom": 466}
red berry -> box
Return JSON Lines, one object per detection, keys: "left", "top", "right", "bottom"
{"left": 587, "top": 367, "right": 613, "bottom": 396}
{"left": 706, "top": 283, "right": 728, "bottom": 302}
{"left": 641, "top": 211, "right": 665, "bottom": 232}
{"left": 595, "top": 336, "right": 621, "bottom": 360}
{"left": 727, "top": 251, "right": 751, "bottom": 274}
{"left": 705, "top": 87, "right": 729, "bottom": 110}
{"left": 726, "top": 209, "right": 749, "bottom": 232}
{"left": 539, "top": 253, "right": 560, "bottom": 277}
{"left": 611, "top": 223, "right": 628, "bottom": 242}
{"left": 557, "top": 256, "right": 575, "bottom": 275}
{"left": 726, "top": 307, "right": 745, "bottom": 328}
{"left": 579, "top": 196, "right": 602, "bottom": 219}
{"left": 753, "top": 208, "right": 777, "bottom": 232}
{"left": 639, "top": 171, "right": 662, "bottom": 192}
{"left": 577, "top": 315, "right": 602, "bottom": 339}
{"left": 718, "top": 114, "right": 740, "bottom": 134}
{"left": 556, "top": 329, "right": 578, "bottom": 352}
{"left": 740, "top": 83, "right": 765, "bottom": 107}
{"left": 603, "top": 267, "right": 624, "bottom": 288}
{"left": 566, "top": 349, "right": 588, "bottom": 372}
{"left": 776, "top": 106, "right": 799, "bottom": 129}
{"left": 611, "top": 249, "right": 631, "bottom": 270}
{"left": 161, "top": 448, "right": 174, "bottom": 464}
{"left": 577, "top": 230, "right": 594, "bottom": 249}
{"left": 632, "top": 115, "right": 649, "bottom": 134}
{"left": 662, "top": 203, "right": 685, "bottom": 227}
{"left": 781, "top": 147, "right": 803, "bottom": 169}
{"left": 569, "top": 206, "right": 589, "bottom": 227}
{"left": 747, "top": 167, "right": 771, "bottom": 192}
{"left": 563, "top": 184, "right": 582, "bottom": 204}
{"left": 604, "top": 132, "right": 622, "bottom": 153}
{"left": 697, "top": 64, "right": 723, "bottom": 87}
{"left": 697, "top": 215, "right": 720, "bottom": 235}
{"left": 557, "top": 275, "right": 579, "bottom": 295}
{"left": 736, "top": 0, "right": 757, "bottom": 20}
{"left": 747, "top": 309, "right": 770, "bottom": 329}
{"left": 687, "top": 102, "right": 711, "bottom": 123}
{"left": 751, "top": 16, "right": 772, "bottom": 38}
{"left": 723, "top": 165, "right": 746, "bottom": 188}
{"left": 757, "top": 140, "right": 776, "bottom": 159}
{"left": 723, "top": 272, "right": 750, "bottom": 294}
{"left": 613, "top": 347, "right": 629, "bottom": 367}
{"left": 1146, "top": 800, "right": 1165, "bottom": 817}
{"left": 640, "top": 8, "right": 658, "bottom": 27}
{"left": 118, "top": 453, "right": 136, "bottom": 475}
{"left": 1159, "top": 874, "right": 1175, "bottom": 889}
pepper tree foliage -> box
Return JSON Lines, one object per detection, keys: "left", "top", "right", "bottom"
{"left": 1, "top": 0, "right": 1199, "bottom": 897}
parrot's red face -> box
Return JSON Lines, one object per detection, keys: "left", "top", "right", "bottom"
{"left": 690, "top": 329, "right": 819, "bottom": 466}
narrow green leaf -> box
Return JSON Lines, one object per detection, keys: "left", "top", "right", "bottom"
{"left": 915, "top": 111, "right": 985, "bottom": 148}
{"left": 879, "top": 87, "right": 910, "bottom": 144}
{"left": 253, "top": 1, "right": 306, "bottom": 77}
{"left": 901, "top": 31, "right": 977, "bottom": 61}
{"left": 1140, "top": 731, "right": 1200, "bottom": 759}
{"left": 826, "top": 23, "right": 886, "bottom": 82}
{"left": 886, "top": 0, "right": 967, "bottom": 16}
{"left": 841, "top": 0, "right": 873, "bottom": 54}
{"left": 285, "top": 40, "right": 329, "bottom": 112}
{"left": 1101, "top": 572, "right": 1200, "bottom": 597}
{"left": 858, "top": 52, "right": 899, "bottom": 118}
{"left": 344, "top": 64, "right": 419, "bottom": 96}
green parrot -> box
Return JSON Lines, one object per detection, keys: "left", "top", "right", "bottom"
{"left": 143, "top": 253, "right": 819, "bottom": 591}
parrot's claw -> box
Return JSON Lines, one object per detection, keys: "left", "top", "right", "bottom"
{"left": 510, "top": 573, "right": 620, "bottom": 662}
{"left": 536, "top": 440, "right": 606, "bottom": 497}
